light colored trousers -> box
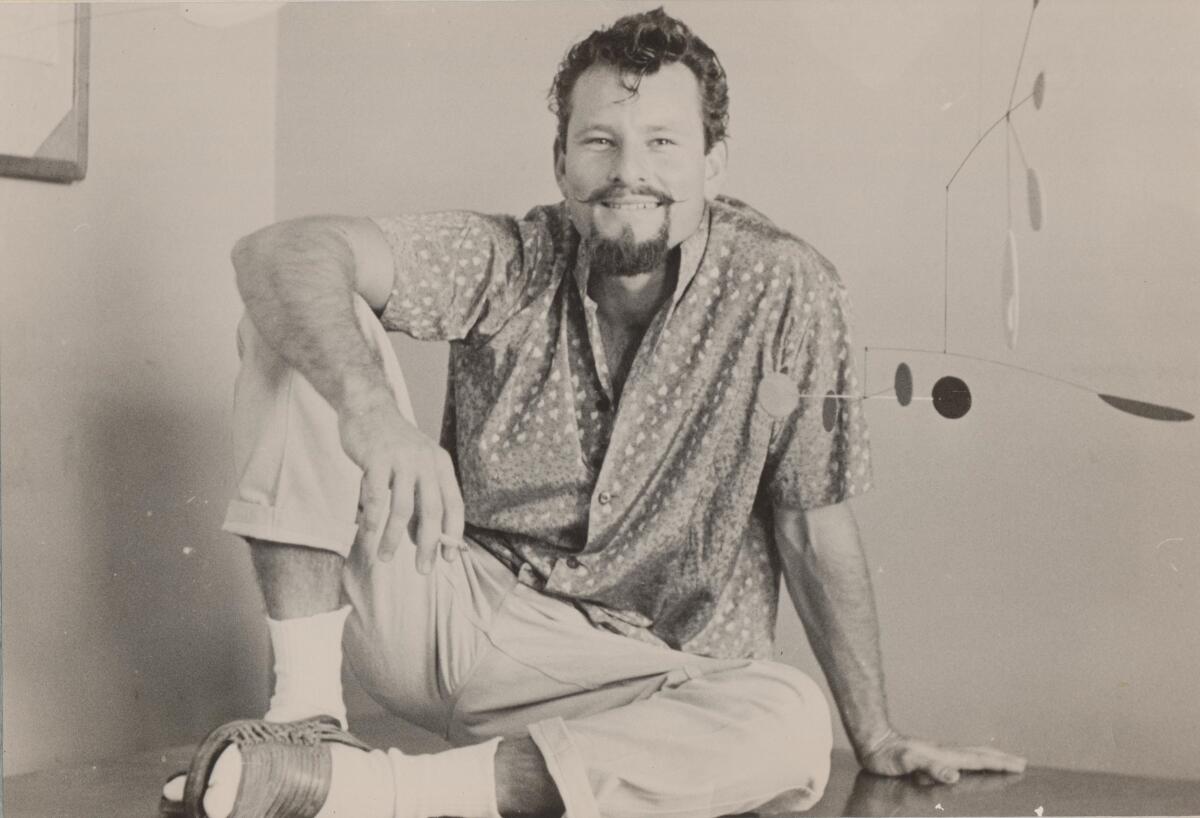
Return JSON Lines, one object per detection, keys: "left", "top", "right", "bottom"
{"left": 222, "top": 298, "right": 833, "bottom": 818}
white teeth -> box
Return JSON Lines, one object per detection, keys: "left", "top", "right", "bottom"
{"left": 604, "top": 202, "right": 659, "bottom": 210}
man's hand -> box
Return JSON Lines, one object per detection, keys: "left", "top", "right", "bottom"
{"left": 860, "top": 730, "right": 1026, "bottom": 785}
{"left": 844, "top": 764, "right": 1023, "bottom": 815}
{"left": 338, "top": 398, "right": 465, "bottom": 573}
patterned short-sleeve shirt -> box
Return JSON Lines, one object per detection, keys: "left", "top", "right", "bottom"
{"left": 372, "top": 195, "right": 871, "bottom": 659}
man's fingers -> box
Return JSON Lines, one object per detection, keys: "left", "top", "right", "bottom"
{"left": 348, "top": 440, "right": 464, "bottom": 574}
{"left": 440, "top": 534, "right": 465, "bottom": 562}
{"left": 378, "top": 473, "right": 415, "bottom": 562}
{"left": 958, "top": 745, "right": 1028, "bottom": 770}
{"left": 911, "top": 769, "right": 952, "bottom": 787}
{"left": 937, "top": 747, "right": 1026, "bottom": 773}
{"left": 412, "top": 475, "right": 443, "bottom": 574}
{"left": 354, "top": 446, "right": 462, "bottom": 573}
{"left": 914, "top": 745, "right": 1027, "bottom": 779}
{"left": 932, "top": 766, "right": 960, "bottom": 785}
{"left": 436, "top": 449, "right": 466, "bottom": 546}
{"left": 355, "top": 471, "right": 390, "bottom": 557}
{"left": 902, "top": 748, "right": 960, "bottom": 785}
{"left": 872, "top": 737, "right": 1026, "bottom": 787}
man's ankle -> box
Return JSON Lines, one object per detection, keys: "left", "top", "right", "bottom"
{"left": 494, "top": 737, "right": 563, "bottom": 817}
{"left": 265, "top": 605, "right": 351, "bottom": 728}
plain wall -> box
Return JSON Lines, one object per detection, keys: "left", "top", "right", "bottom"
{"left": 1, "top": 4, "right": 276, "bottom": 775}
{"left": 277, "top": 0, "right": 1200, "bottom": 781}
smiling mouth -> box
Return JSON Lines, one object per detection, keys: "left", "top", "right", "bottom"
{"left": 600, "top": 201, "right": 663, "bottom": 210}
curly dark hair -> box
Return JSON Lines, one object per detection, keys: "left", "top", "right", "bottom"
{"left": 549, "top": 7, "right": 729, "bottom": 156}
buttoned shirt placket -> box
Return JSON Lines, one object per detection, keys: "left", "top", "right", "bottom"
{"left": 543, "top": 212, "right": 712, "bottom": 596}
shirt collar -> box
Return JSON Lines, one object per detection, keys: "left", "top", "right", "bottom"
{"left": 572, "top": 203, "right": 712, "bottom": 308}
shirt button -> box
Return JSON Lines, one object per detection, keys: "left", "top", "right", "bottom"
{"left": 566, "top": 557, "right": 581, "bottom": 569}
{"left": 598, "top": 491, "right": 612, "bottom": 505}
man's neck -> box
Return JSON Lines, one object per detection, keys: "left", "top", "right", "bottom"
{"left": 588, "top": 248, "right": 680, "bottom": 329}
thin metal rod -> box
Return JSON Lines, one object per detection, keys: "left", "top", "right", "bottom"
{"left": 942, "top": 87, "right": 1035, "bottom": 358}
{"left": 797, "top": 393, "right": 933, "bottom": 402}
{"left": 867, "top": 345, "right": 1098, "bottom": 395}
{"left": 865, "top": 345, "right": 874, "bottom": 389}
{"left": 943, "top": 188, "right": 950, "bottom": 353}
{"left": 1010, "top": 119, "right": 1030, "bottom": 171}
{"left": 1006, "top": 118, "right": 1013, "bottom": 230}
{"left": 1008, "top": 3, "right": 1038, "bottom": 110}
{"left": 945, "top": 93, "right": 1034, "bottom": 190}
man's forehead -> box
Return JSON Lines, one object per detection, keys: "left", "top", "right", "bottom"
{"left": 568, "top": 62, "right": 703, "bottom": 130}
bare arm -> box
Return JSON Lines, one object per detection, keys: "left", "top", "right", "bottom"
{"left": 775, "top": 501, "right": 892, "bottom": 757}
{"left": 232, "top": 216, "right": 394, "bottom": 412}
{"left": 775, "top": 501, "right": 1025, "bottom": 783}
{"left": 232, "top": 217, "right": 463, "bottom": 569}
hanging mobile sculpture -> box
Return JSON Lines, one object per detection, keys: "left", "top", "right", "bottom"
{"left": 807, "top": 0, "right": 1192, "bottom": 424}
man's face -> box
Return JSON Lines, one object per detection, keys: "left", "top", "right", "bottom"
{"left": 555, "top": 62, "right": 725, "bottom": 276}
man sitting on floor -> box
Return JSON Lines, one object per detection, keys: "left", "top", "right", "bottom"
{"left": 167, "top": 8, "right": 1025, "bottom": 818}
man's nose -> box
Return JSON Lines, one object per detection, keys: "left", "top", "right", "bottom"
{"left": 609, "top": 144, "right": 649, "bottom": 184}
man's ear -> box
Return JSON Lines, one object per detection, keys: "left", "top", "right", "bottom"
{"left": 704, "top": 140, "right": 728, "bottom": 200}
{"left": 554, "top": 141, "right": 569, "bottom": 198}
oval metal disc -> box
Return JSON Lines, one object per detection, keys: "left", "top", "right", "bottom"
{"left": 1002, "top": 229, "right": 1020, "bottom": 350}
{"left": 932, "top": 375, "right": 972, "bottom": 420}
{"left": 1027, "top": 167, "right": 1044, "bottom": 231}
{"left": 758, "top": 372, "right": 798, "bottom": 419}
{"left": 894, "top": 362, "right": 913, "bottom": 406}
{"left": 822, "top": 390, "right": 839, "bottom": 431}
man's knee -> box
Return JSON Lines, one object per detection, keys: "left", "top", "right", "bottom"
{"left": 224, "top": 298, "right": 411, "bottom": 559}
{"left": 760, "top": 663, "right": 831, "bottom": 738}
{"left": 342, "top": 612, "right": 447, "bottom": 736}
{"left": 748, "top": 662, "right": 834, "bottom": 802}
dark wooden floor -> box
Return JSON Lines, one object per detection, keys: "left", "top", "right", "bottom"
{"left": 5, "top": 715, "right": 1198, "bottom": 817}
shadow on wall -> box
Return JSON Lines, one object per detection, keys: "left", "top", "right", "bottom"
{"left": 82, "top": 397, "right": 268, "bottom": 749}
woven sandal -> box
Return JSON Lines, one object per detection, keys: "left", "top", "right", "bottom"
{"left": 158, "top": 716, "right": 370, "bottom": 818}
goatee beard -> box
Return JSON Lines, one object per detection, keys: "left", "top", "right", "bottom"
{"left": 590, "top": 213, "right": 671, "bottom": 278}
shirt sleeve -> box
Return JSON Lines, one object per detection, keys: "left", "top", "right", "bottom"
{"left": 762, "top": 264, "right": 872, "bottom": 511}
{"left": 370, "top": 208, "right": 557, "bottom": 342}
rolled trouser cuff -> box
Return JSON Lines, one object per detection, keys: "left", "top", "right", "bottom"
{"left": 528, "top": 717, "right": 601, "bottom": 818}
{"left": 223, "top": 296, "right": 413, "bottom": 556}
{"left": 223, "top": 500, "right": 358, "bottom": 557}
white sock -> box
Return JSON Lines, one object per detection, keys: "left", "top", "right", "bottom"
{"left": 195, "top": 738, "right": 503, "bottom": 818}
{"left": 387, "top": 738, "right": 503, "bottom": 818}
{"left": 317, "top": 745, "right": 395, "bottom": 818}
{"left": 265, "top": 605, "right": 350, "bottom": 728}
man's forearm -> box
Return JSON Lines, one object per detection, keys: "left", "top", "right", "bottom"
{"left": 232, "top": 217, "right": 392, "bottom": 415}
{"left": 775, "top": 502, "right": 894, "bottom": 760}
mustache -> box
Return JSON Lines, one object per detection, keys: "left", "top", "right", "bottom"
{"left": 574, "top": 184, "right": 677, "bottom": 205}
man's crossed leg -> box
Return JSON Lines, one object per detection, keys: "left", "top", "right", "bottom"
{"left": 183, "top": 299, "right": 832, "bottom": 818}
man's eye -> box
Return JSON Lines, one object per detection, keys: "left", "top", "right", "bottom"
{"left": 585, "top": 137, "right": 613, "bottom": 146}
{"left": 651, "top": 138, "right": 676, "bottom": 147}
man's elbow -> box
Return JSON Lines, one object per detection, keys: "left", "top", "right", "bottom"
{"left": 773, "top": 504, "right": 812, "bottom": 558}
{"left": 230, "top": 216, "right": 391, "bottom": 309}
{"left": 230, "top": 225, "right": 277, "bottom": 302}
{"left": 775, "top": 501, "right": 859, "bottom": 559}
{"left": 230, "top": 231, "right": 256, "bottom": 271}
{"left": 230, "top": 219, "right": 337, "bottom": 302}
{"left": 804, "top": 501, "right": 857, "bottom": 538}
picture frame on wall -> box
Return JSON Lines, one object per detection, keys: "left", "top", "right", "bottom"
{"left": 0, "top": 3, "right": 90, "bottom": 184}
